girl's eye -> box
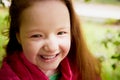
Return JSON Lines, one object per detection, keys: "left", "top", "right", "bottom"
{"left": 30, "top": 34, "right": 42, "bottom": 38}
{"left": 57, "top": 31, "right": 67, "bottom": 35}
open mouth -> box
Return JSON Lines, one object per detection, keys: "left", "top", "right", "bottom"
{"left": 40, "top": 53, "right": 59, "bottom": 62}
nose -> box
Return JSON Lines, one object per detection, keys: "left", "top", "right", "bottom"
{"left": 43, "top": 36, "right": 58, "bottom": 53}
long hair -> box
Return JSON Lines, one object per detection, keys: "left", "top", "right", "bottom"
{"left": 6, "top": 0, "right": 101, "bottom": 80}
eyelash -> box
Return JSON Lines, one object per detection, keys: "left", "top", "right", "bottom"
{"left": 57, "top": 31, "right": 67, "bottom": 35}
{"left": 30, "top": 31, "right": 67, "bottom": 38}
{"left": 31, "top": 34, "right": 42, "bottom": 38}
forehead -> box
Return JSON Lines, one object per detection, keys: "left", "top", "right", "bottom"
{"left": 20, "top": 0, "right": 69, "bottom": 18}
{"left": 20, "top": 1, "right": 70, "bottom": 27}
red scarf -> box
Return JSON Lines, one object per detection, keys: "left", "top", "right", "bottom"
{"left": 0, "top": 53, "right": 79, "bottom": 80}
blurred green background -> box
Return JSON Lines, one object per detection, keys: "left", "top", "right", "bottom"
{"left": 0, "top": 0, "right": 120, "bottom": 80}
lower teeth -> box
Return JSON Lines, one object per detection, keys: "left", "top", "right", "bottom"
{"left": 41, "top": 55, "right": 55, "bottom": 59}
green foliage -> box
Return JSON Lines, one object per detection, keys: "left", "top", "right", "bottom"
{"left": 82, "top": 21, "right": 120, "bottom": 80}
{"left": 86, "top": 0, "right": 120, "bottom": 5}
{"left": 0, "top": 8, "right": 8, "bottom": 66}
{"left": 105, "top": 19, "right": 120, "bottom": 25}
{"left": 97, "top": 0, "right": 120, "bottom": 4}
{"left": 101, "top": 29, "right": 120, "bottom": 71}
{"left": 84, "top": 0, "right": 91, "bottom": 2}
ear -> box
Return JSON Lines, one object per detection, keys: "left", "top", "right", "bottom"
{"left": 16, "top": 33, "right": 21, "bottom": 44}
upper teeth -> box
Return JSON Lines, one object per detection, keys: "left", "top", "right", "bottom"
{"left": 42, "top": 55, "right": 56, "bottom": 59}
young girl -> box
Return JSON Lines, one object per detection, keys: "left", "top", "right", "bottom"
{"left": 0, "top": 0, "right": 101, "bottom": 80}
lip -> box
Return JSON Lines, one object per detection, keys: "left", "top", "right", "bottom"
{"left": 38, "top": 53, "right": 60, "bottom": 63}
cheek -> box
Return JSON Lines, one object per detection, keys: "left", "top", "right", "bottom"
{"left": 21, "top": 42, "right": 42, "bottom": 63}
{"left": 60, "top": 38, "right": 71, "bottom": 54}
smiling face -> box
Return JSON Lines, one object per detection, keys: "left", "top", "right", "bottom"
{"left": 17, "top": 1, "right": 71, "bottom": 76}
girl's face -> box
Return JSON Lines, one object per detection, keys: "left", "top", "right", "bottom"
{"left": 17, "top": 1, "right": 71, "bottom": 76}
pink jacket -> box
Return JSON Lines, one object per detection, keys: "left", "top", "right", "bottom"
{"left": 0, "top": 53, "right": 79, "bottom": 80}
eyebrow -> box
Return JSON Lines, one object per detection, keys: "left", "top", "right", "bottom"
{"left": 58, "top": 26, "right": 70, "bottom": 29}
{"left": 25, "top": 25, "right": 70, "bottom": 33}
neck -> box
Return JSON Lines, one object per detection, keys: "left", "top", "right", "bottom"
{"left": 41, "top": 69, "right": 58, "bottom": 77}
